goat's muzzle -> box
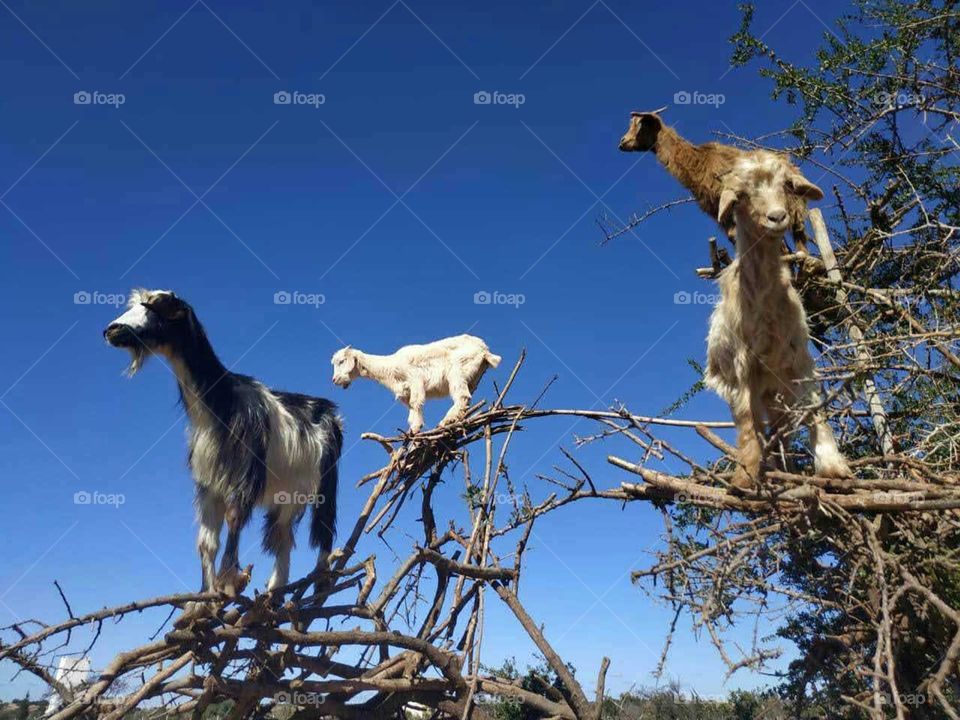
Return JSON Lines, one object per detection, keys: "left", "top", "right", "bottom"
{"left": 104, "top": 323, "right": 135, "bottom": 346}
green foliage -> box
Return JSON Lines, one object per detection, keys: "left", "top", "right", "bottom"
{"left": 480, "top": 656, "right": 578, "bottom": 720}
{"left": 603, "top": 684, "right": 798, "bottom": 720}
{"left": 0, "top": 696, "right": 43, "bottom": 720}
{"left": 656, "top": 359, "right": 706, "bottom": 419}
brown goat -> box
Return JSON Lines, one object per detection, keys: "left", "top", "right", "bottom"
{"left": 618, "top": 110, "right": 812, "bottom": 253}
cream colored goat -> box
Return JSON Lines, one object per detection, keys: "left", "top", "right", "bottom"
{"left": 705, "top": 152, "right": 851, "bottom": 489}
{"left": 331, "top": 335, "right": 502, "bottom": 433}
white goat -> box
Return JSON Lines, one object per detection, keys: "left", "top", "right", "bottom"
{"left": 331, "top": 334, "right": 502, "bottom": 433}
{"left": 705, "top": 152, "right": 851, "bottom": 490}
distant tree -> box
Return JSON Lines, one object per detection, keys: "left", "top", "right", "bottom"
{"left": 481, "top": 657, "right": 579, "bottom": 720}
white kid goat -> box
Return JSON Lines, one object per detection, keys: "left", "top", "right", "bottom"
{"left": 331, "top": 334, "right": 502, "bottom": 433}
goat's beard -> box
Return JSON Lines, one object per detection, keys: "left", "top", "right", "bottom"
{"left": 124, "top": 345, "right": 148, "bottom": 377}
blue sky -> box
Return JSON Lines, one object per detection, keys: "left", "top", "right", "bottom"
{"left": 0, "top": 0, "right": 848, "bottom": 701}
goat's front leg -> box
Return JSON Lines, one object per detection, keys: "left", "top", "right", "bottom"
{"left": 196, "top": 486, "right": 224, "bottom": 592}
{"left": 730, "top": 387, "right": 764, "bottom": 491}
{"left": 406, "top": 386, "right": 426, "bottom": 433}
{"left": 177, "top": 487, "right": 225, "bottom": 626}
{"left": 217, "top": 501, "right": 253, "bottom": 596}
{"left": 439, "top": 378, "right": 472, "bottom": 426}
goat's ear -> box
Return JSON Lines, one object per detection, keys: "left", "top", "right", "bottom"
{"left": 717, "top": 188, "right": 738, "bottom": 224}
{"left": 788, "top": 173, "right": 824, "bottom": 201}
{"left": 145, "top": 293, "right": 187, "bottom": 321}
{"left": 634, "top": 112, "right": 663, "bottom": 133}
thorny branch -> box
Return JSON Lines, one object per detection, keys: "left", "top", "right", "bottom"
{"left": 3, "top": 342, "right": 958, "bottom": 718}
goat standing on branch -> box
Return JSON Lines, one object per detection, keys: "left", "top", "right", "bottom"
{"left": 705, "top": 154, "right": 851, "bottom": 489}
{"left": 331, "top": 334, "right": 501, "bottom": 433}
{"left": 104, "top": 289, "right": 343, "bottom": 593}
{"left": 618, "top": 108, "right": 813, "bottom": 254}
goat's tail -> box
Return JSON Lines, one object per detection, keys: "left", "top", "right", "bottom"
{"left": 484, "top": 352, "right": 502, "bottom": 369}
{"left": 310, "top": 408, "right": 343, "bottom": 554}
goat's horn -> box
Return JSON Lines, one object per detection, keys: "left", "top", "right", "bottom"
{"left": 630, "top": 105, "right": 668, "bottom": 116}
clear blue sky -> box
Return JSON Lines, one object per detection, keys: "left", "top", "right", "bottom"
{"left": 0, "top": 0, "right": 847, "bottom": 701}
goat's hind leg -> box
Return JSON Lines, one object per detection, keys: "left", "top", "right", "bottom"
{"left": 263, "top": 503, "right": 298, "bottom": 593}
{"left": 439, "top": 377, "right": 472, "bottom": 426}
{"left": 804, "top": 385, "right": 851, "bottom": 478}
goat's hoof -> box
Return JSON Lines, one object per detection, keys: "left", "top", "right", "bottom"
{"left": 216, "top": 565, "right": 251, "bottom": 598}
{"left": 730, "top": 468, "right": 758, "bottom": 493}
{"left": 238, "top": 603, "right": 272, "bottom": 627}
{"left": 817, "top": 462, "right": 853, "bottom": 480}
{"left": 216, "top": 572, "right": 239, "bottom": 597}
{"left": 314, "top": 573, "right": 334, "bottom": 591}
{"left": 174, "top": 601, "right": 214, "bottom": 628}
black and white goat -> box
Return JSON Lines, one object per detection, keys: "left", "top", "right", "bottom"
{"left": 104, "top": 289, "right": 343, "bottom": 593}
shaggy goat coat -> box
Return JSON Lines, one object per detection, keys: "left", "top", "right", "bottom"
{"left": 105, "top": 290, "right": 342, "bottom": 592}
{"left": 331, "top": 334, "right": 501, "bottom": 433}
{"left": 703, "top": 154, "right": 850, "bottom": 488}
